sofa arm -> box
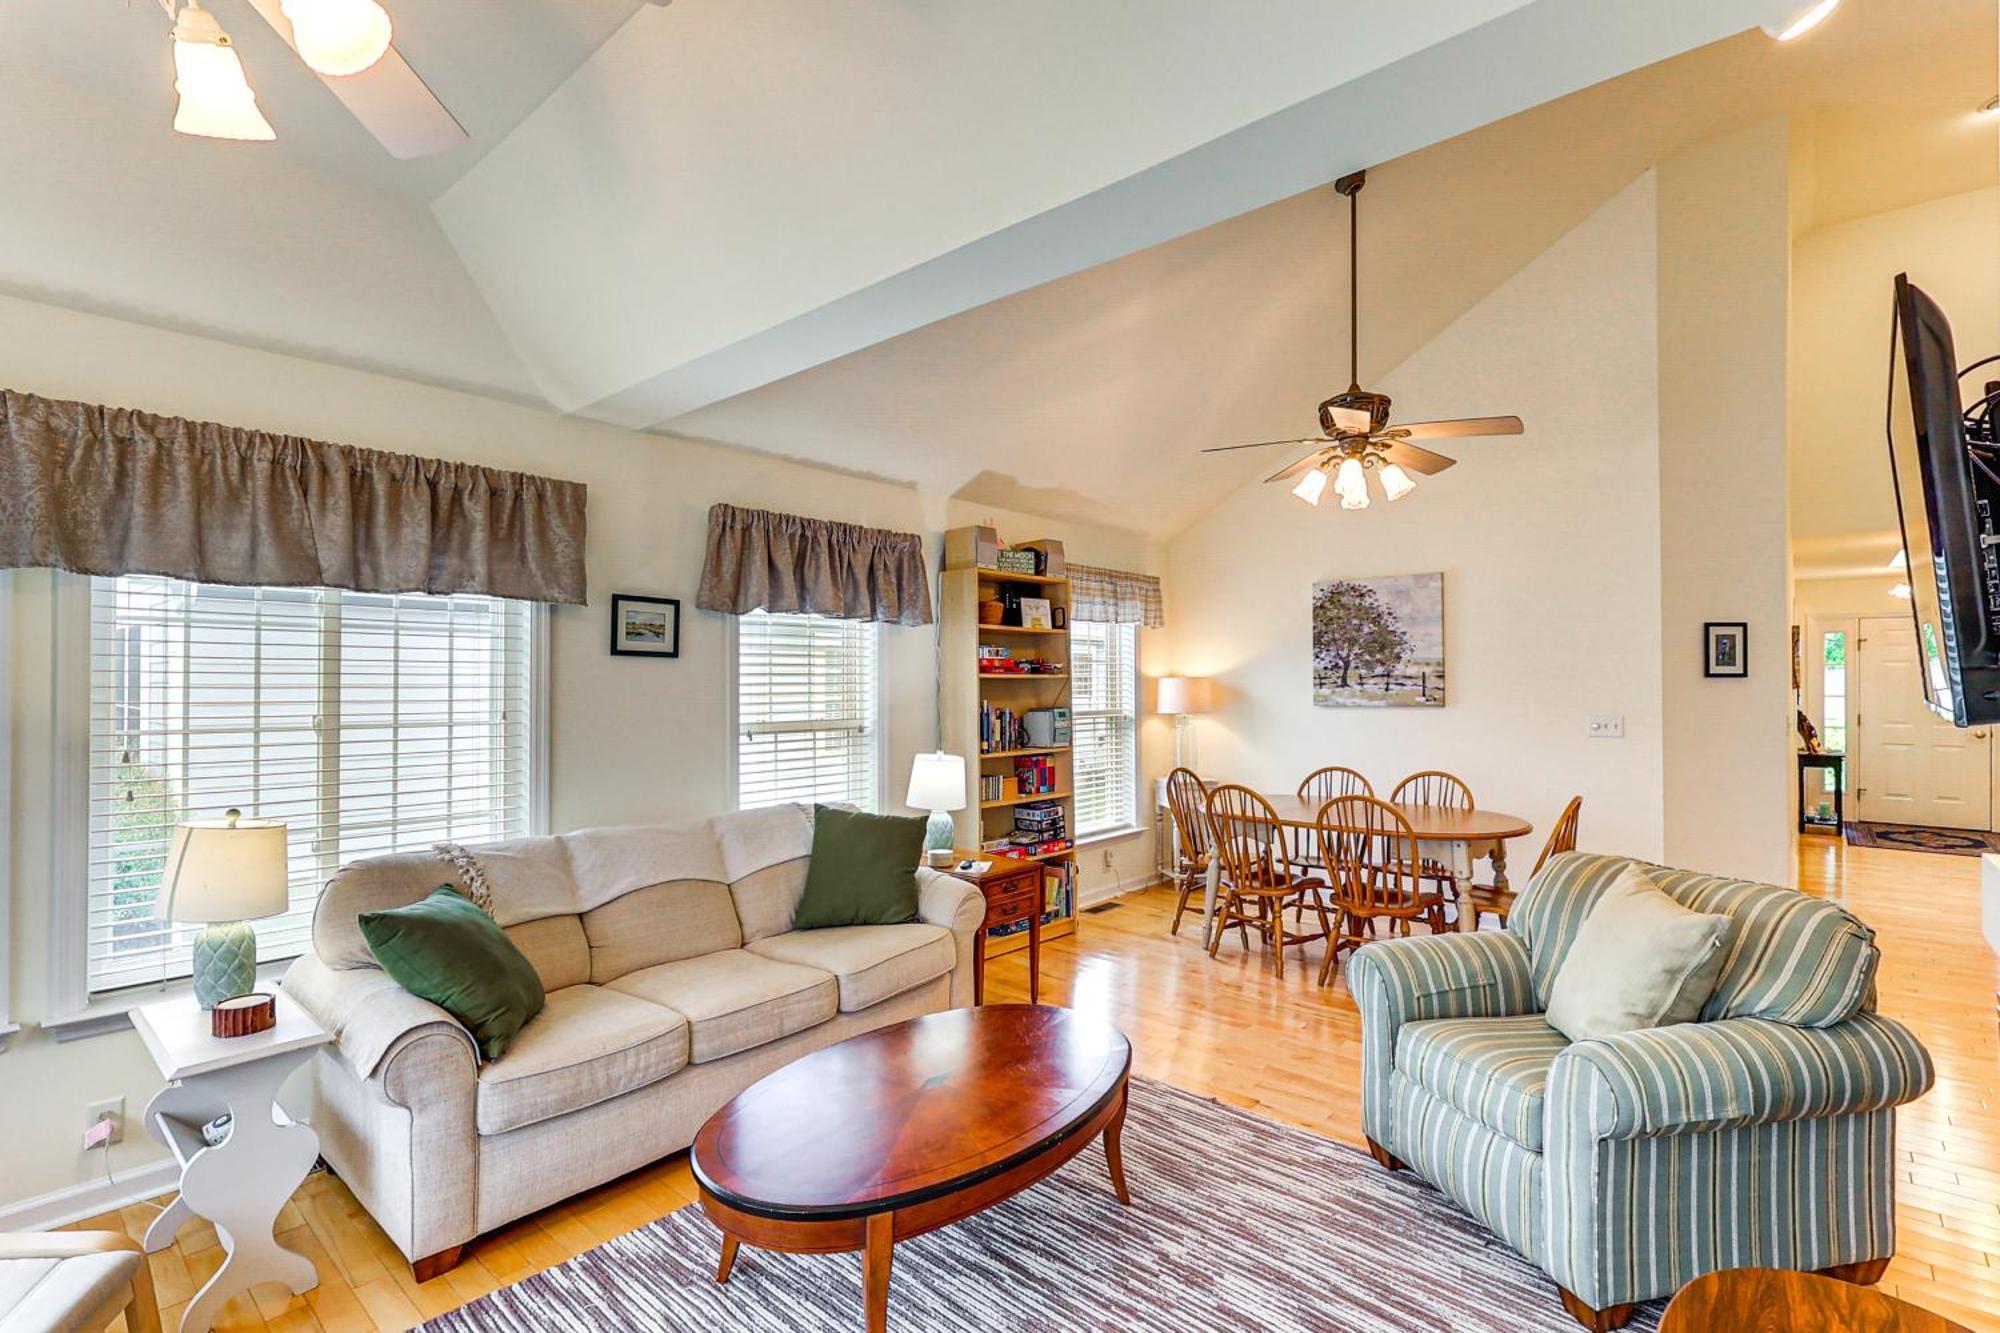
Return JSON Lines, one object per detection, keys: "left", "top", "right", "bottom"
{"left": 1348, "top": 931, "right": 1537, "bottom": 1150}
{"left": 282, "top": 953, "right": 477, "bottom": 1093}
{"left": 1550, "top": 1011, "right": 1934, "bottom": 1140}
{"left": 917, "top": 867, "right": 985, "bottom": 1009}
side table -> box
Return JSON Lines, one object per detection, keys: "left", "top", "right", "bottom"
{"left": 946, "top": 851, "right": 1045, "bottom": 1004}
{"left": 130, "top": 991, "right": 330, "bottom": 1333}
{"left": 1797, "top": 752, "right": 1845, "bottom": 834}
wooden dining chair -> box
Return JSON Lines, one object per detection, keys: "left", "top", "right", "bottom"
{"left": 1390, "top": 769, "right": 1476, "bottom": 915}
{"left": 1469, "top": 794, "right": 1581, "bottom": 930}
{"left": 1313, "top": 794, "right": 1450, "bottom": 987}
{"left": 1165, "top": 766, "right": 1238, "bottom": 945}
{"left": 1205, "top": 784, "right": 1330, "bottom": 980}
{"left": 1291, "top": 766, "right": 1375, "bottom": 876}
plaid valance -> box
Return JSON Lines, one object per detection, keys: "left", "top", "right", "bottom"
{"left": 1068, "top": 563, "right": 1163, "bottom": 628}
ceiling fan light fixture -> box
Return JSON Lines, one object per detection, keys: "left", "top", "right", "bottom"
{"left": 1762, "top": 0, "right": 1838, "bottom": 42}
{"left": 172, "top": 3, "right": 275, "bottom": 142}
{"left": 281, "top": 0, "right": 393, "bottom": 77}
{"left": 1332, "top": 457, "right": 1368, "bottom": 506}
{"left": 1378, "top": 462, "right": 1418, "bottom": 502}
{"left": 1291, "top": 466, "right": 1329, "bottom": 507}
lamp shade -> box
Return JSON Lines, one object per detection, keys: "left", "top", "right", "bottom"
{"left": 154, "top": 811, "right": 289, "bottom": 925}
{"left": 1157, "top": 676, "right": 1214, "bottom": 716}
{"left": 905, "top": 752, "right": 967, "bottom": 812}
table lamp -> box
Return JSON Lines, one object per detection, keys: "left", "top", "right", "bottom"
{"left": 154, "top": 808, "right": 290, "bottom": 1008}
{"left": 905, "top": 752, "right": 967, "bottom": 865}
{"left": 1156, "top": 676, "right": 1214, "bottom": 771}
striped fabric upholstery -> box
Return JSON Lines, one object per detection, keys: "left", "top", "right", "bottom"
{"left": 1511, "top": 853, "right": 1880, "bottom": 1027}
{"left": 1558, "top": 1010, "right": 1932, "bottom": 1139}
{"left": 1391, "top": 1074, "right": 1546, "bottom": 1263}
{"left": 1354, "top": 855, "right": 1935, "bottom": 1316}
{"left": 1397, "top": 1015, "right": 1568, "bottom": 1151}
{"left": 1349, "top": 932, "right": 1535, "bottom": 1147}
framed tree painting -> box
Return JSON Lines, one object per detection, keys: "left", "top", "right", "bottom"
{"left": 610, "top": 594, "right": 681, "bottom": 658}
{"left": 1313, "top": 574, "right": 1444, "bottom": 707}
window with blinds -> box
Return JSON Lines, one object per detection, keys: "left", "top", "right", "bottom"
{"left": 85, "top": 575, "right": 535, "bottom": 995}
{"left": 1071, "top": 620, "right": 1138, "bottom": 835}
{"left": 735, "top": 611, "right": 880, "bottom": 812}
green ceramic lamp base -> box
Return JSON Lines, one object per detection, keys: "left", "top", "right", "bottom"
{"left": 191, "top": 920, "right": 259, "bottom": 1009}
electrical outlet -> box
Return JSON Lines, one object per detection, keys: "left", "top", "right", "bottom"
{"left": 84, "top": 1097, "right": 124, "bottom": 1146}
{"left": 1101, "top": 848, "right": 1115, "bottom": 872}
{"left": 1587, "top": 714, "right": 1625, "bottom": 739}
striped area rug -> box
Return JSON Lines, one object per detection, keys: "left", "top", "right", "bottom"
{"left": 421, "top": 1077, "right": 1662, "bottom": 1331}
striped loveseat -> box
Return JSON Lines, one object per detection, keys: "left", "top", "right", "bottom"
{"left": 1349, "top": 852, "right": 1933, "bottom": 1331}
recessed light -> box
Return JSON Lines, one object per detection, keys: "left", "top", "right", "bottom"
{"left": 1762, "top": 0, "right": 1839, "bottom": 42}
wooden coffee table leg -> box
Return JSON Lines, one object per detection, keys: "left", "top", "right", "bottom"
{"left": 715, "top": 1233, "right": 739, "bottom": 1284}
{"left": 1103, "top": 1082, "right": 1132, "bottom": 1205}
{"left": 863, "top": 1212, "right": 894, "bottom": 1332}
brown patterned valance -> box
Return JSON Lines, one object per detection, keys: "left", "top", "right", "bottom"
{"left": 696, "top": 503, "right": 932, "bottom": 625}
{"left": 0, "top": 389, "right": 588, "bottom": 604}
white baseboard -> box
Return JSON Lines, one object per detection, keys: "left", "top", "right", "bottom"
{"left": 1079, "top": 868, "right": 1161, "bottom": 909}
{"left": 0, "top": 1156, "right": 179, "bottom": 1232}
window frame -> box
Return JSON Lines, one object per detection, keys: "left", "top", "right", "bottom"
{"left": 45, "top": 572, "right": 549, "bottom": 1029}
{"left": 1069, "top": 618, "right": 1141, "bottom": 839}
{"left": 725, "top": 611, "right": 888, "bottom": 815}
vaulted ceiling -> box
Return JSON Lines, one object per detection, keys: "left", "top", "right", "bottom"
{"left": 3, "top": 1, "right": 1990, "bottom": 541}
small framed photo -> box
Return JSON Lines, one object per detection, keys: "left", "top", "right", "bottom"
{"left": 1704, "top": 621, "right": 1747, "bottom": 678}
{"left": 1019, "top": 596, "right": 1053, "bottom": 630}
{"left": 611, "top": 594, "right": 680, "bottom": 658}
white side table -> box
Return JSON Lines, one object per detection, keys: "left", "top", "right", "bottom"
{"left": 130, "top": 991, "right": 330, "bottom": 1333}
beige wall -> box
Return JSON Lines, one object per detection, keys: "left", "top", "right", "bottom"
{"left": 1657, "top": 118, "right": 1795, "bottom": 886}
{"left": 1166, "top": 173, "right": 1668, "bottom": 863}
{"left": 0, "top": 292, "right": 1167, "bottom": 1211}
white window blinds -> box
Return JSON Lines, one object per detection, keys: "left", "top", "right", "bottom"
{"left": 735, "top": 611, "right": 879, "bottom": 811}
{"left": 85, "top": 575, "right": 535, "bottom": 995}
{"left": 1071, "top": 620, "right": 1138, "bottom": 835}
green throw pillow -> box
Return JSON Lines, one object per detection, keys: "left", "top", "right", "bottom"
{"left": 359, "top": 886, "right": 544, "bottom": 1061}
{"left": 792, "top": 805, "right": 926, "bottom": 930}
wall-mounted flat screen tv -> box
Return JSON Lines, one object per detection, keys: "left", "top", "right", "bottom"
{"left": 1886, "top": 273, "right": 2000, "bottom": 725}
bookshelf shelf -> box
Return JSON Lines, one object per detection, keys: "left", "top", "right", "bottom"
{"left": 980, "top": 788, "right": 1072, "bottom": 811}
{"left": 941, "top": 529, "right": 1079, "bottom": 956}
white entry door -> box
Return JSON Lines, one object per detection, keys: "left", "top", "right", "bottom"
{"left": 1853, "top": 615, "right": 1992, "bottom": 828}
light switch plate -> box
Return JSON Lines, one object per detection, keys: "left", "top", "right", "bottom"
{"left": 1588, "top": 714, "right": 1625, "bottom": 738}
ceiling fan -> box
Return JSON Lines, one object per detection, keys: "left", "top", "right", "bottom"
{"left": 160, "top": 0, "right": 670, "bottom": 157}
{"left": 1201, "top": 169, "right": 1524, "bottom": 509}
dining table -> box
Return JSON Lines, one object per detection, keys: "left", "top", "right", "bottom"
{"left": 1202, "top": 795, "right": 1536, "bottom": 938}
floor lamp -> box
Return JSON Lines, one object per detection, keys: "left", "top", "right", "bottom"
{"left": 1156, "top": 677, "right": 1213, "bottom": 772}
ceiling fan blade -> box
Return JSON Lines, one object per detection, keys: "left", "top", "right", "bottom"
{"left": 1200, "top": 437, "right": 1329, "bottom": 455}
{"left": 1265, "top": 448, "right": 1332, "bottom": 486}
{"left": 1379, "top": 441, "right": 1458, "bottom": 476}
{"left": 243, "top": 0, "right": 469, "bottom": 159}
{"left": 1393, "top": 415, "right": 1524, "bottom": 440}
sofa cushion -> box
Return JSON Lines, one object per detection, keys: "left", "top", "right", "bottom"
{"left": 0, "top": 1250, "right": 142, "bottom": 1332}
{"left": 1513, "top": 853, "right": 1880, "bottom": 1027}
{"left": 720, "top": 804, "right": 817, "bottom": 942}
{"left": 503, "top": 914, "right": 591, "bottom": 992}
{"left": 1397, "top": 1014, "right": 1569, "bottom": 1152}
{"left": 360, "top": 887, "right": 546, "bottom": 1061}
{"left": 1545, "top": 866, "right": 1733, "bottom": 1042}
{"left": 580, "top": 879, "right": 743, "bottom": 983}
{"left": 745, "top": 924, "right": 955, "bottom": 1012}
{"left": 475, "top": 985, "right": 689, "bottom": 1135}
{"left": 607, "top": 950, "right": 837, "bottom": 1063}
{"left": 792, "top": 806, "right": 925, "bottom": 930}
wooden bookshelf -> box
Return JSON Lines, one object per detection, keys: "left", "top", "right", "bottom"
{"left": 939, "top": 531, "right": 1079, "bottom": 960}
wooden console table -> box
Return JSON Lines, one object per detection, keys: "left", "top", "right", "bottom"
{"left": 947, "top": 851, "right": 1044, "bottom": 1004}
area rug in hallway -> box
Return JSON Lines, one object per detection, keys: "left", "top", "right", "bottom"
{"left": 1846, "top": 820, "right": 2000, "bottom": 856}
{"left": 419, "top": 1078, "right": 1661, "bottom": 1332}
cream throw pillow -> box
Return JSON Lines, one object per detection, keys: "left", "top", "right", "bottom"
{"left": 1545, "top": 866, "right": 1734, "bottom": 1042}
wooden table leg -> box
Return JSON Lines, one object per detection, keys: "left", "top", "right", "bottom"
{"left": 1027, "top": 898, "right": 1042, "bottom": 1004}
{"left": 1102, "top": 1083, "right": 1132, "bottom": 1205}
{"left": 972, "top": 929, "right": 986, "bottom": 1006}
{"left": 1491, "top": 839, "right": 1510, "bottom": 892}
{"left": 715, "top": 1233, "right": 738, "bottom": 1283}
{"left": 863, "top": 1212, "right": 894, "bottom": 1333}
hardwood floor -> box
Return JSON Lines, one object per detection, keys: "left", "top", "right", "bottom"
{"left": 68, "top": 837, "right": 2000, "bottom": 1332}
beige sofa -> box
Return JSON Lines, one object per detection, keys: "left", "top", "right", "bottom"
{"left": 281, "top": 804, "right": 984, "bottom": 1278}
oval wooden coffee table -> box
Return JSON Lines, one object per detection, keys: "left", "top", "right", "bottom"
{"left": 1662, "top": 1268, "right": 1971, "bottom": 1332}
{"left": 691, "top": 1004, "right": 1133, "bottom": 1332}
